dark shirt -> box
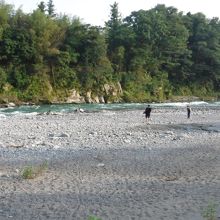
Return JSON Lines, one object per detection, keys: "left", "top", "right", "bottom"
{"left": 187, "top": 107, "right": 191, "bottom": 118}
{"left": 144, "top": 107, "right": 151, "bottom": 117}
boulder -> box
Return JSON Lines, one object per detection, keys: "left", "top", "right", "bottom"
{"left": 99, "top": 96, "right": 105, "bottom": 103}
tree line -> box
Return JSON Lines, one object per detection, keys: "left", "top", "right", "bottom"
{"left": 0, "top": 1, "right": 219, "bottom": 103}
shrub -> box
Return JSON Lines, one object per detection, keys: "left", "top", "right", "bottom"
{"left": 21, "top": 161, "right": 48, "bottom": 179}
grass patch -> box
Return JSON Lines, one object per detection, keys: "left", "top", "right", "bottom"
{"left": 202, "top": 201, "right": 218, "bottom": 220}
{"left": 21, "top": 161, "right": 48, "bottom": 179}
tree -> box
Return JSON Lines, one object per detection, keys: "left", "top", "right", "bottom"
{"left": 76, "top": 25, "right": 113, "bottom": 91}
{"left": 0, "top": 1, "right": 219, "bottom": 103}
{"left": 47, "top": 0, "right": 56, "bottom": 17}
{"left": 0, "top": 1, "right": 13, "bottom": 40}
{"left": 105, "top": 2, "right": 122, "bottom": 49}
{"left": 38, "top": 1, "right": 46, "bottom": 13}
{"left": 185, "top": 13, "right": 220, "bottom": 92}
{"left": 105, "top": 2, "right": 125, "bottom": 76}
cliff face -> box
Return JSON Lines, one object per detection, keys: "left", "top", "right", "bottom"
{"left": 65, "top": 82, "right": 123, "bottom": 104}
{"left": 0, "top": 81, "right": 123, "bottom": 105}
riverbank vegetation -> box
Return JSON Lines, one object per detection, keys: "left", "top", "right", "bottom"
{"left": 0, "top": 1, "right": 219, "bottom": 104}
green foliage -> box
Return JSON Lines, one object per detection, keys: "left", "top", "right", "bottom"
{"left": 21, "top": 166, "right": 34, "bottom": 179}
{"left": 0, "top": 67, "right": 7, "bottom": 91}
{"left": 105, "top": 2, "right": 123, "bottom": 53}
{"left": 8, "top": 67, "right": 30, "bottom": 90}
{"left": 0, "top": 2, "right": 220, "bottom": 103}
{"left": 47, "top": 0, "right": 56, "bottom": 17}
{"left": 21, "top": 161, "right": 48, "bottom": 179}
{"left": 202, "top": 201, "right": 218, "bottom": 220}
{"left": 23, "top": 74, "right": 53, "bottom": 102}
{"left": 121, "top": 70, "right": 152, "bottom": 102}
{"left": 38, "top": 1, "right": 46, "bottom": 13}
{"left": 175, "top": 86, "right": 192, "bottom": 96}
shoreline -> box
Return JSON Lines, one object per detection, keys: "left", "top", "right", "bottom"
{"left": 0, "top": 108, "right": 220, "bottom": 219}
{"left": 0, "top": 95, "right": 219, "bottom": 110}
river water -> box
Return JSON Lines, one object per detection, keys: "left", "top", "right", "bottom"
{"left": 0, "top": 101, "right": 220, "bottom": 116}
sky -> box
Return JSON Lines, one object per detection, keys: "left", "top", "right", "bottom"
{"left": 5, "top": 0, "right": 220, "bottom": 26}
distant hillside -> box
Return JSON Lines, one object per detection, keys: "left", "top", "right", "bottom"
{"left": 0, "top": 1, "right": 219, "bottom": 104}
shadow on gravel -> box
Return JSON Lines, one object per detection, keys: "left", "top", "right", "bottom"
{"left": 139, "top": 123, "right": 220, "bottom": 133}
{"left": 0, "top": 144, "right": 220, "bottom": 220}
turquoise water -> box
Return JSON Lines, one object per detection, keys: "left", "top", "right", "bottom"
{"left": 0, "top": 101, "right": 220, "bottom": 116}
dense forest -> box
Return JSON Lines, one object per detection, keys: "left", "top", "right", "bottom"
{"left": 0, "top": 0, "right": 220, "bottom": 104}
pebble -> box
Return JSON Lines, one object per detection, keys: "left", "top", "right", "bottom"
{"left": 97, "top": 163, "right": 105, "bottom": 167}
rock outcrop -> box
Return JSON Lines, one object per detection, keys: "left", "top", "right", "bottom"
{"left": 66, "top": 82, "right": 123, "bottom": 104}
{"left": 66, "top": 89, "right": 85, "bottom": 104}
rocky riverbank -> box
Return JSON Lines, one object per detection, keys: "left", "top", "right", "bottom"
{"left": 0, "top": 108, "right": 220, "bottom": 219}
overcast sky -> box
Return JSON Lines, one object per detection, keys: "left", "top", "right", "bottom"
{"left": 6, "top": 0, "right": 220, "bottom": 26}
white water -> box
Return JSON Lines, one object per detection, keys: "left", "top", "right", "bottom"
{"left": 0, "top": 101, "right": 219, "bottom": 117}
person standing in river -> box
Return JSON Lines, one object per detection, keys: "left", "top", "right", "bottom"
{"left": 187, "top": 105, "right": 191, "bottom": 119}
{"left": 143, "top": 105, "right": 152, "bottom": 122}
